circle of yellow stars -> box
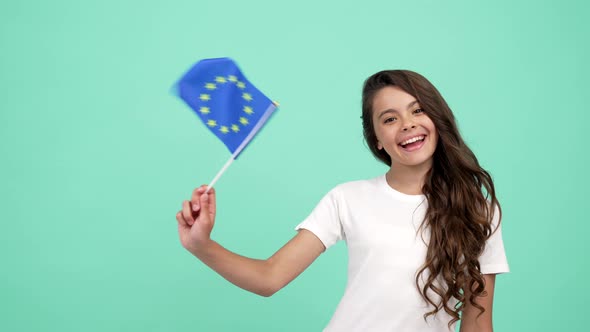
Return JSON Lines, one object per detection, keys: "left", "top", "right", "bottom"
{"left": 197, "top": 75, "right": 255, "bottom": 135}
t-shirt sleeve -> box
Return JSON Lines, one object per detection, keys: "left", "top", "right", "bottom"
{"left": 479, "top": 204, "right": 510, "bottom": 274}
{"left": 294, "top": 187, "right": 344, "bottom": 250}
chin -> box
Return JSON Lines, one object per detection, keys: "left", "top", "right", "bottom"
{"left": 401, "top": 158, "right": 433, "bottom": 168}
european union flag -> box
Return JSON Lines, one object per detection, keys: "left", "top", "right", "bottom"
{"left": 175, "top": 58, "right": 277, "bottom": 158}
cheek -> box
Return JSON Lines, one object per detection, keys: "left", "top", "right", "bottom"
{"left": 421, "top": 118, "right": 438, "bottom": 149}
{"left": 373, "top": 126, "right": 383, "bottom": 149}
{"left": 429, "top": 130, "right": 440, "bottom": 152}
{"left": 431, "top": 134, "right": 439, "bottom": 149}
{"left": 424, "top": 119, "right": 437, "bottom": 137}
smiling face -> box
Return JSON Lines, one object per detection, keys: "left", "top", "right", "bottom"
{"left": 372, "top": 86, "right": 438, "bottom": 169}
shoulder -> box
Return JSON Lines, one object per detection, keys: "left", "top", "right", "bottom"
{"left": 329, "top": 175, "right": 383, "bottom": 197}
{"left": 485, "top": 200, "right": 502, "bottom": 232}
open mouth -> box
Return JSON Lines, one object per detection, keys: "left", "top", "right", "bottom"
{"left": 399, "top": 135, "right": 426, "bottom": 151}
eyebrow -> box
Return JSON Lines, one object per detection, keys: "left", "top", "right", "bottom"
{"left": 377, "top": 100, "right": 419, "bottom": 118}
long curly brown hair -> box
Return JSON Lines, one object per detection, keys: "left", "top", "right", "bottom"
{"left": 361, "top": 70, "right": 501, "bottom": 327}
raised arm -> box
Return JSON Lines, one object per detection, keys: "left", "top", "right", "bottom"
{"left": 176, "top": 185, "right": 325, "bottom": 297}
{"left": 459, "top": 274, "right": 497, "bottom": 332}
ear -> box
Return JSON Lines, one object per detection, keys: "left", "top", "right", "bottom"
{"left": 377, "top": 141, "right": 383, "bottom": 150}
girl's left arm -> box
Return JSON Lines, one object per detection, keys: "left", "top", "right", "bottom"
{"left": 459, "top": 274, "right": 496, "bottom": 332}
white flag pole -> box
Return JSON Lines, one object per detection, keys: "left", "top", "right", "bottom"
{"left": 205, "top": 154, "right": 235, "bottom": 194}
{"left": 204, "top": 102, "right": 278, "bottom": 194}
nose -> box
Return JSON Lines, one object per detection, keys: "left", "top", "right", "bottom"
{"left": 402, "top": 124, "right": 417, "bottom": 131}
{"left": 401, "top": 117, "right": 416, "bottom": 131}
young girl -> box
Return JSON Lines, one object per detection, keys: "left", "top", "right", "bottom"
{"left": 176, "top": 70, "right": 509, "bottom": 332}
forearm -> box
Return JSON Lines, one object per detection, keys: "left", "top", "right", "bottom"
{"left": 189, "top": 240, "right": 276, "bottom": 297}
{"left": 460, "top": 274, "right": 496, "bottom": 332}
{"left": 459, "top": 321, "right": 492, "bottom": 332}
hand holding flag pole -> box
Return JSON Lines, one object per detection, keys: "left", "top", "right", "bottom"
{"left": 175, "top": 58, "right": 278, "bottom": 193}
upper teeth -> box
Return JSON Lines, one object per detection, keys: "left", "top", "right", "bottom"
{"left": 400, "top": 136, "right": 424, "bottom": 146}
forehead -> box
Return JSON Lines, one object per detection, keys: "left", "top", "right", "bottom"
{"left": 372, "top": 86, "right": 417, "bottom": 113}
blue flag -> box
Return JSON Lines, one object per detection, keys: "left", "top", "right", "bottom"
{"left": 175, "top": 58, "right": 277, "bottom": 158}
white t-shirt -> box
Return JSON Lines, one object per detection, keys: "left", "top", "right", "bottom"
{"left": 295, "top": 174, "right": 509, "bottom": 332}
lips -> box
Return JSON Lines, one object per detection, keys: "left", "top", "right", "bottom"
{"left": 398, "top": 135, "right": 426, "bottom": 152}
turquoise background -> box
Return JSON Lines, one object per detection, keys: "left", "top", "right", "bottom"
{"left": 1, "top": 0, "right": 588, "bottom": 330}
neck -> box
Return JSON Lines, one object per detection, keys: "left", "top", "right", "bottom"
{"left": 386, "top": 161, "right": 432, "bottom": 195}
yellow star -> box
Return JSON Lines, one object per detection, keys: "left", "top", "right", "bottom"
{"left": 199, "top": 107, "right": 210, "bottom": 114}
{"left": 243, "top": 106, "right": 254, "bottom": 115}
{"left": 200, "top": 94, "right": 211, "bottom": 101}
{"left": 239, "top": 117, "right": 249, "bottom": 125}
{"left": 242, "top": 93, "right": 253, "bottom": 102}
{"left": 215, "top": 76, "right": 227, "bottom": 83}
{"left": 231, "top": 124, "right": 240, "bottom": 132}
{"left": 220, "top": 126, "right": 229, "bottom": 134}
{"left": 207, "top": 119, "right": 217, "bottom": 127}
{"left": 228, "top": 75, "right": 238, "bottom": 82}
{"left": 237, "top": 81, "right": 246, "bottom": 89}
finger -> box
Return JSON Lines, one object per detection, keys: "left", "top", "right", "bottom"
{"left": 192, "top": 185, "right": 208, "bottom": 207}
{"left": 176, "top": 211, "right": 188, "bottom": 227}
{"left": 182, "top": 200, "right": 195, "bottom": 226}
{"left": 191, "top": 188, "right": 203, "bottom": 214}
{"left": 200, "top": 193, "right": 211, "bottom": 223}
{"left": 207, "top": 187, "right": 217, "bottom": 220}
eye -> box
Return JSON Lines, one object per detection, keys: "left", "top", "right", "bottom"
{"left": 384, "top": 117, "right": 397, "bottom": 124}
{"left": 413, "top": 108, "right": 424, "bottom": 114}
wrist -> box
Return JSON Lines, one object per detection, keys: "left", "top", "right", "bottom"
{"left": 188, "top": 238, "right": 216, "bottom": 259}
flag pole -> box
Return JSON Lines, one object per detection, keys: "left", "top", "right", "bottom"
{"left": 205, "top": 101, "right": 279, "bottom": 194}
{"left": 205, "top": 154, "right": 235, "bottom": 193}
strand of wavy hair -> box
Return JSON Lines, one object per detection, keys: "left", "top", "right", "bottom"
{"left": 405, "top": 72, "right": 500, "bottom": 328}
